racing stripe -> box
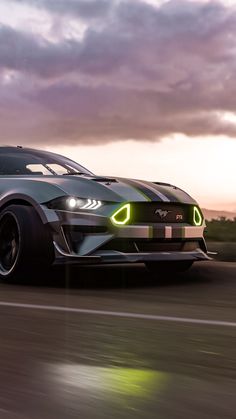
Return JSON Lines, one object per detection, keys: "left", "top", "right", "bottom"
{"left": 116, "top": 178, "right": 151, "bottom": 201}
{"left": 123, "top": 179, "right": 166, "bottom": 202}
{"left": 150, "top": 183, "right": 179, "bottom": 202}
{"left": 108, "top": 180, "right": 149, "bottom": 202}
{"left": 135, "top": 180, "right": 170, "bottom": 202}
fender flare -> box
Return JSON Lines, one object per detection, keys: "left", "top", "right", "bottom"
{"left": 0, "top": 193, "right": 48, "bottom": 224}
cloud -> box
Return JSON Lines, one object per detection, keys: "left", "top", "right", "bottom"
{"left": 0, "top": 24, "right": 84, "bottom": 78}
{"left": 9, "top": 0, "right": 112, "bottom": 20}
{"left": 1, "top": 0, "right": 236, "bottom": 145}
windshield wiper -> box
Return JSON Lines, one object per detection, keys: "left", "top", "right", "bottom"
{"left": 63, "top": 171, "right": 86, "bottom": 176}
{"left": 44, "top": 164, "right": 58, "bottom": 175}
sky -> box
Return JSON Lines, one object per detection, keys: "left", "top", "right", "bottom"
{"left": 0, "top": 0, "right": 236, "bottom": 210}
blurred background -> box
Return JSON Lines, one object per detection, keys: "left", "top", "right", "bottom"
{"left": 0, "top": 0, "right": 236, "bottom": 213}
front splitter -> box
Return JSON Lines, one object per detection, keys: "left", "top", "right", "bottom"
{"left": 93, "top": 249, "right": 211, "bottom": 264}
{"left": 53, "top": 243, "right": 210, "bottom": 265}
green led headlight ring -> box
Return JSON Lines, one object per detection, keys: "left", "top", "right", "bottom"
{"left": 111, "top": 203, "right": 131, "bottom": 225}
{"left": 193, "top": 206, "right": 203, "bottom": 226}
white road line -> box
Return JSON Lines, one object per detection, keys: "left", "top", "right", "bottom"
{"left": 0, "top": 301, "right": 235, "bottom": 328}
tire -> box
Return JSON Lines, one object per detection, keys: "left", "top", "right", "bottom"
{"left": 145, "top": 261, "right": 193, "bottom": 275}
{"left": 0, "top": 205, "right": 54, "bottom": 282}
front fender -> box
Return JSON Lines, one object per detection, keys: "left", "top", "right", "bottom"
{"left": 0, "top": 193, "right": 53, "bottom": 224}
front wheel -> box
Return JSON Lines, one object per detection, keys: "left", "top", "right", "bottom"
{"left": 0, "top": 205, "right": 54, "bottom": 282}
{"left": 145, "top": 261, "right": 193, "bottom": 275}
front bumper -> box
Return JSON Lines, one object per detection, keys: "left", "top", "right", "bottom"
{"left": 43, "top": 206, "right": 210, "bottom": 266}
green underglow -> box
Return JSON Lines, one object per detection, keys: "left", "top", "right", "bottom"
{"left": 193, "top": 206, "right": 203, "bottom": 226}
{"left": 103, "top": 368, "right": 166, "bottom": 398}
{"left": 111, "top": 203, "right": 131, "bottom": 225}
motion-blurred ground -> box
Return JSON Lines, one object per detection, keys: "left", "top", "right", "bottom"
{"left": 0, "top": 261, "right": 235, "bottom": 419}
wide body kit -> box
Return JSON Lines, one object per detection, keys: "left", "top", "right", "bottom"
{"left": 0, "top": 147, "right": 209, "bottom": 279}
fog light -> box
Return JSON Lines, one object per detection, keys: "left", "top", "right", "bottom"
{"left": 111, "top": 204, "right": 131, "bottom": 225}
{"left": 193, "top": 206, "right": 203, "bottom": 226}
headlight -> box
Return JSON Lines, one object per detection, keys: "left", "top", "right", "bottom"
{"left": 67, "top": 197, "right": 102, "bottom": 210}
{"left": 67, "top": 197, "right": 77, "bottom": 209}
{"left": 46, "top": 197, "right": 102, "bottom": 211}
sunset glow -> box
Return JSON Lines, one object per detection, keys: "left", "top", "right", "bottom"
{"left": 0, "top": 0, "right": 236, "bottom": 211}
{"left": 49, "top": 135, "right": 236, "bottom": 210}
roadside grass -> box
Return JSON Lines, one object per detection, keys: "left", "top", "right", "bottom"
{"left": 205, "top": 219, "right": 236, "bottom": 262}
{"left": 205, "top": 219, "right": 236, "bottom": 242}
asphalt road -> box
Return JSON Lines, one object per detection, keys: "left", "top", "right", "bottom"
{"left": 0, "top": 261, "right": 235, "bottom": 419}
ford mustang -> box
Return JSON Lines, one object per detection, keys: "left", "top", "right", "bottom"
{"left": 0, "top": 146, "right": 209, "bottom": 280}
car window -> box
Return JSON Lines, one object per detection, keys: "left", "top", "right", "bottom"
{"left": 0, "top": 152, "right": 93, "bottom": 176}
{"left": 26, "top": 164, "right": 52, "bottom": 175}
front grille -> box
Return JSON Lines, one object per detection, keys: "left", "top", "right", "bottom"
{"left": 131, "top": 203, "right": 191, "bottom": 224}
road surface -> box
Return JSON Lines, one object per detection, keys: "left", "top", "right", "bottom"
{"left": 0, "top": 261, "right": 235, "bottom": 419}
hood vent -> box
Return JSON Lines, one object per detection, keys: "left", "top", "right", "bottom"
{"left": 153, "top": 181, "right": 177, "bottom": 189}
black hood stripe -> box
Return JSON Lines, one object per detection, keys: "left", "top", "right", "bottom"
{"left": 150, "top": 183, "right": 179, "bottom": 202}
{"left": 136, "top": 180, "right": 171, "bottom": 202}
{"left": 122, "top": 179, "right": 165, "bottom": 202}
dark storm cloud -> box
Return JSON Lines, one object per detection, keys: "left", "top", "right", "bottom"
{"left": 1, "top": 0, "right": 236, "bottom": 145}
{"left": 11, "top": 0, "right": 112, "bottom": 19}
{"left": 0, "top": 25, "right": 81, "bottom": 78}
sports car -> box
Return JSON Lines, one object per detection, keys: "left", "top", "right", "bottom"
{"left": 0, "top": 146, "right": 209, "bottom": 280}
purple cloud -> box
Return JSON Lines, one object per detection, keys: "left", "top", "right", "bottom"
{"left": 10, "top": 0, "right": 112, "bottom": 19}
{"left": 1, "top": 0, "right": 236, "bottom": 145}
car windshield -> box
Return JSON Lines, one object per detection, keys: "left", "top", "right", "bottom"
{"left": 0, "top": 150, "right": 93, "bottom": 176}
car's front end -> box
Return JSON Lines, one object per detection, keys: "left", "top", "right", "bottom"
{"left": 41, "top": 178, "right": 209, "bottom": 267}
{"left": 0, "top": 147, "right": 210, "bottom": 281}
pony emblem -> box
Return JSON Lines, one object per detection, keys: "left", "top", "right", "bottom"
{"left": 154, "top": 209, "right": 172, "bottom": 219}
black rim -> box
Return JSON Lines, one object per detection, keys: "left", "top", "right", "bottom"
{"left": 0, "top": 214, "right": 20, "bottom": 273}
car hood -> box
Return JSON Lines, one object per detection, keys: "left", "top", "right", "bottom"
{"left": 0, "top": 175, "right": 197, "bottom": 205}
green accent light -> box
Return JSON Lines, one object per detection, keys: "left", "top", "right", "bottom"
{"left": 102, "top": 368, "right": 166, "bottom": 397}
{"left": 111, "top": 203, "right": 131, "bottom": 225}
{"left": 193, "top": 206, "right": 203, "bottom": 226}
